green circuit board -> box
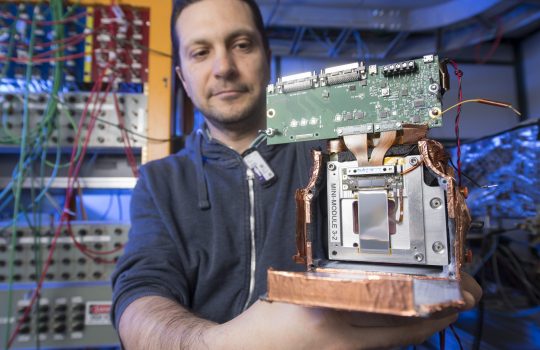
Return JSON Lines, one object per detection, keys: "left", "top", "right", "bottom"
{"left": 266, "top": 55, "right": 444, "bottom": 144}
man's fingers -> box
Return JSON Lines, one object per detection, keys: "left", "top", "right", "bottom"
{"left": 342, "top": 313, "right": 458, "bottom": 349}
{"left": 461, "top": 272, "right": 483, "bottom": 310}
{"left": 338, "top": 311, "right": 418, "bottom": 328}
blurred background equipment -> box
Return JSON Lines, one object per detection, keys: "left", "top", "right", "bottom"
{"left": 0, "top": 0, "right": 172, "bottom": 349}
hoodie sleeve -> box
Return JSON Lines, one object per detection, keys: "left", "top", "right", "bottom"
{"left": 111, "top": 166, "right": 191, "bottom": 330}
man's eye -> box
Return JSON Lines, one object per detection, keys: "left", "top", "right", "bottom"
{"left": 191, "top": 50, "right": 208, "bottom": 58}
{"left": 234, "top": 41, "right": 252, "bottom": 50}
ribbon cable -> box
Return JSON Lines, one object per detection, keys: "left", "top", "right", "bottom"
{"left": 343, "top": 131, "right": 397, "bottom": 166}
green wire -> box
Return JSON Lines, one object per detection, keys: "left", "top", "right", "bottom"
{"left": 44, "top": 96, "right": 84, "bottom": 169}
{"left": 3, "top": 1, "right": 67, "bottom": 346}
{"left": 4, "top": 4, "right": 39, "bottom": 348}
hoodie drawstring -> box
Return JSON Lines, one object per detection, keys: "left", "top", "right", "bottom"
{"left": 195, "top": 129, "right": 211, "bottom": 209}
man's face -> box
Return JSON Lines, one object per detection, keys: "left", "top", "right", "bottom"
{"left": 175, "top": 0, "right": 270, "bottom": 129}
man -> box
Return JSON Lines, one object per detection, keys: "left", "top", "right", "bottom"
{"left": 112, "top": 0, "right": 482, "bottom": 349}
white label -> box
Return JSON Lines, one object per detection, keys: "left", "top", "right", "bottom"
{"left": 85, "top": 301, "right": 112, "bottom": 326}
{"left": 71, "top": 332, "right": 84, "bottom": 339}
{"left": 347, "top": 166, "right": 395, "bottom": 176}
{"left": 17, "top": 335, "right": 31, "bottom": 342}
{"left": 243, "top": 151, "right": 275, "bottom": 183}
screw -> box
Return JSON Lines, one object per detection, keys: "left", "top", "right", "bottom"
{"left": 432, "top": 241, "right": 445, "bottom": 253}
{"left": 337, "top": 129, "right": 343, "bottom": 135}
{"left": 430, "top": 197, "right": 442, "bottom": 209}
{"left": 265, "top": 128, "right": 275, "bottom": 137}
{"left": 414, "top": 253, "right": 424, "bottom": 262}
{"left": 328, "top": 163, "right": 336, "bottom": 171}
{"left": 409, "top": 157, "right": 418, "bottom": 166}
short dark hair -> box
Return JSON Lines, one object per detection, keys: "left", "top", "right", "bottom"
{"left": 170, "top": 0, "right": 270, "bottom": 67}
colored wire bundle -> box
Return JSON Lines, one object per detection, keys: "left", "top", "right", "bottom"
{"left": 0, "top": 2, "right": 153, "bottom": 348}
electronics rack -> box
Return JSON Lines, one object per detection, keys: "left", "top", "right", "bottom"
{"left": 0, "top": 1, "right": 173, "bottom": 348}
{"left": 0, "top": 222, "right": 127, "bottom": 349}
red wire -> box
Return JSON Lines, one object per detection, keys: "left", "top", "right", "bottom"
{"left": 32, "top": 35, "right": 88, "bottom": 59}
{"left": 7, "top": 64, "right": 114, "bottom": 349}
{"left": 448, "top": 59, "right": 463, "bottom": 187}
{"left": 0, "top": 52, "right": 86, "bottom": 64}
{"left": 66, "top": 222, "right": 124, "bottom": 257}
{"left": 475, "top": 18, "right": 504, "bottom": 64}
{"left": 0, "top": 32, "right": 90, "bottom": 49}
{"left": 113, "top": 92, "right": 139, "bottom": 177}
{"left": 0, "top": 10, "right": 87, "bottom": 26}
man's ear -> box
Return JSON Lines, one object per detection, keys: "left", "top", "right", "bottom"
{"left": 175, "top": 66, "right": 190, "bottom": 97}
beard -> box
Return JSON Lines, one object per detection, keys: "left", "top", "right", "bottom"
{"left": 199, "top": 88, "right": 266, "bottom": 131}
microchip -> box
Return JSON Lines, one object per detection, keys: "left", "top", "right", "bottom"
{"left": 414, "top": 99, "right": 425, "bottom": 107}
{"left": 344, "top": 112, "right": 353, "bottom": 120}
{"left": 411, "top": 115, "right": 421, "bottom": 123}
{"left": 348, "top": 85, "right": 356, "bottom": 92}
{"left": 379, "top": 111, "right": 389, "bottom": 119}
{"left": 401, "top": 89, "right": 408, "bottom": 97}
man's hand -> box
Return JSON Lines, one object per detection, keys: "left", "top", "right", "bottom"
{"left": 213, "top": 301, "right": 454, "bottom": 350}
{"left": 461, "top": 272, "right": 483, "bottom": 310}
{"left": 210, "top": 272, "right": 482, "bottom": 350}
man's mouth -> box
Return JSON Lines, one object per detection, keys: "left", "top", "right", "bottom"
{"left": 214, "top": 90, "right": 243, "bottom": 97}
{"left": 211, "top": 86, "right": 248, "bottom": 99}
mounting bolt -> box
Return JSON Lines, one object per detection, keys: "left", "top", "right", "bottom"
{"left": 328, "top": 163, "right": 337, "bottom": 171}
{"left": 414, "top": 253, "right": 424, "bottom": 262}
{"left": 432, "top": 241, "right": 445, "bottom": 253}
{"left": 409, "top": 157, "right": 418, "bottom": 166}
{"left": 337, "top": 129, "right": 343, "bottom": 135}
{"left": 265, "top": 128, "right": 275, "bottom": 137}
{"left": 430, "top": 197, "right": 442, "bottom": 209}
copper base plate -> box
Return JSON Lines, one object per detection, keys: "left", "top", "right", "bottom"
{"left": 267, "top": 268, "right": 465, "bottom": 317}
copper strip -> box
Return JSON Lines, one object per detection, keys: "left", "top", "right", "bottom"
{"left": 400, "top": 159, "right": 423, "bottom": 175}
{"left": 327, "top": 138, "right": 346, "bottom": 154}
{"left": 398, "top": 124, "right": 428, "bottom": 145}
{"left": 267, "top": 270, "right": 416, "bottom": 315}
{"left": 343, "top": 133, "right": 369, "bottom": 166}
{"left": 418, "top": 139, "right": 471, "bottom": 278}
{"left": 369, "top": 130, "right": 397, "bottom": 165}
{"left": 294, "top": 150, "right": 324, "bottom": 267}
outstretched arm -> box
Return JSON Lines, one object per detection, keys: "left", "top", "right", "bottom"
{"left": 119, "top": 273, "right": 481, "bottom": 350}
{"left": 119, "top": 296, "right": 217, "bottom": 350}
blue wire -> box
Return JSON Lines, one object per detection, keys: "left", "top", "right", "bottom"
{"left": 117, "top": 191, "right": 123, "bottom": 221}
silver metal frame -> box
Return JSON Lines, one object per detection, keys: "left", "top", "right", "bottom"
{"left": 327, "top": 155, "right": 449, "bottom": 266}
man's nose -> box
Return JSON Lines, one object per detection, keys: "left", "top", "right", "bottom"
{"left": 212, "top": 51, "right": 237, "bottom": 79}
